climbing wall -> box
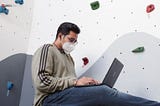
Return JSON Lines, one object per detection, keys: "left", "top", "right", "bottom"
{"left": 27, "top": 0, "right": 160, "bottom": 76}
{"left": 0, "top": 0, "right": 34, "bottom": 106}
{"left": 1, "top": 0, "right": 160, "bottom": 106}
{"left": 0, "top": 54, "right": 27, "bottom": 106}
{"left": 27, "top": 0, "right": 160, "bottom": 104}
{"left": 0, "top": 0, "right": 33, "bottom": 60}
{"left": 82, "top": 32, "right": 160, "bottom": 101}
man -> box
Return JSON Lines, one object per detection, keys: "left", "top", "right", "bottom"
{"left": 32, "top": 22, "right": 160, "bottom": 106}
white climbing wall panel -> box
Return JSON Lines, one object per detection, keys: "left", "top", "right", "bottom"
{"left": 0, "top": 0, "right": 34, "bottom": 60}
{"left": 82, "top": 32, "right": 160, "bottom": 101}
{"left": 28, "top": 0, "right": 160, "bottom": 76}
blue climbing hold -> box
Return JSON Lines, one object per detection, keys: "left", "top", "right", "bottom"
{"left": 7, "top": 81, "right": 14, "bottom": 90}
{"left": 0, "top": 6, "right": 9, "bottom": 15}
{"left": 15, "top": 0, "right": 24, "bottom": 5}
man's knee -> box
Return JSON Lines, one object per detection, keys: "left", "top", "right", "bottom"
{"left": 97, "top": 85, "right": 119, "bottom": 97}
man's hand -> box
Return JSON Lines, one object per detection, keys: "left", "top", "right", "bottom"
{"left": 75, "top": 77, "right": 100, "bottom": 86}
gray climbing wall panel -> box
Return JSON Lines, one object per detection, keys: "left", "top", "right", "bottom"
{"left": 19, "top": 55, "right": 34, "bottom": 106}
{"left": 0, "top": 53, "right": 26, "bottom": 106}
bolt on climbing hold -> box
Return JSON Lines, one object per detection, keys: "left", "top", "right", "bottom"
{"left": 90, "top": 1, "right": 100, "bottom": 10}
{"left": 7, "top": 81, "right": 14, "bottom": 96}
{"left": 82, "top": 57, "right": 89, "bottom": 67}
{"left": 132, "top": 47, "right": 145, "bottom": 53}
{"left": 146, "top": 4, "right": 155, "bottom": 19}
{"left": 146, "top": 4, "right": 155, "bottom": 13}
{"left": 15, "top": 0, "right": 24, "bottom": 5}
{"left": 0, "top": 5, "right": 9, "bottom": 15}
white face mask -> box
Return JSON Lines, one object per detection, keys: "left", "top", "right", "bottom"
{"left": 62, "top": 42, "right": 76, "bottom": 54}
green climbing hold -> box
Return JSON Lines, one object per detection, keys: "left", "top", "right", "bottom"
{"left": 132, "top": 47, "right": 145, "bottom": 53}
{"left": 90, "top": 1, "right": 100, "bottom": 10}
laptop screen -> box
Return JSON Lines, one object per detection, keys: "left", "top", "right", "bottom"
{"left": 102, "top": 58, "right": 124, "bottom": 88}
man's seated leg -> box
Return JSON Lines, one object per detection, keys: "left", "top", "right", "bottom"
{"left": 42, "top": 85, "right": 160, "bottom": 106}
{"left": 42, "top": 85, "right": 118, "bottom": 106}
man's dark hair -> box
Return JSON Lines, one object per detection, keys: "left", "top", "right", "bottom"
{"left": 56, "top": 22, "right": 80, "bottom": 39}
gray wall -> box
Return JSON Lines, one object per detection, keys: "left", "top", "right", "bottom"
{"left": 0, "top": 54, "right": 26, "bottom": 106}
{"left": 19, "top": 55, "right": 34, "bottom": 106}
{"left": 0, "top": 54, "right": 34, "bottom": 106}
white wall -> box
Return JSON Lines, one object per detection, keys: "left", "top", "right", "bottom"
{"left": 28, "top": 0, "right": 160, "bottom": 76}
{"left": 82, "top": 32, "right": 160, "bottom": 101}
{"left": 0, "top": 0, "right": 34, "bottom": 60}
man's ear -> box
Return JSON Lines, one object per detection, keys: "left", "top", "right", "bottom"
{"left": 58, "top": 33, "right": 63, "bottom": 40}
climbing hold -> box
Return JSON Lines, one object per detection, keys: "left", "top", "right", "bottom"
{"left": 90, "top": 1, "right": 100, "bottom": 10}
{"left": 132, "top": 47, "right": 145, "bottom": 53}
{"left": 15, "top": 0, "right": 24, "bottom": 5}
{"left": 82, "top": 57, "right": 89, "bottom": 67}
{"left": 1, "top": 4, "right": 12, "bottom": 7}
{"left": 7, "top": 81, "right": 14, "bottom": 96}
{"left": 146, "top": 4, "right": 155, "bottom": 13}
{"left": 1, "top": 4, "right": 5, "bottom": 7}
{"left": 7, "top": 81, "right": 14, "bottom": 90}
{"left": 0, "top": 5, "right": 9, "bottom": 15}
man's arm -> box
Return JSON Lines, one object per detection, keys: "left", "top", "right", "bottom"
{"left": 32, "top": 45, "right": 77, "bottom": 93}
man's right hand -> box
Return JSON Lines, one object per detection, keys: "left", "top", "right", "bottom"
{"left": 75, "top": 77, "right": 100, "bottom": 86}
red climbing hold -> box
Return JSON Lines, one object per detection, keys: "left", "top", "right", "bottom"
{"left": 1, "top": 4, "right": 5, "bottom": 7}
{"left": 146, "top": 4, "right": 155, "bottom": 13}
{"left": 82, "top": 57, "right": 89, "bottom": 66}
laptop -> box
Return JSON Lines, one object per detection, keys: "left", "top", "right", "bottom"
{"left": 76, "top": 58, "right": 124, "bottom": 88}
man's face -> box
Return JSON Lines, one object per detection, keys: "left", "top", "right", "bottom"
{"left": 61, "top": 31, "right": 78, "bottom": 46}
{"left": 58, "top": 31, "right": 78, "bottom": 54}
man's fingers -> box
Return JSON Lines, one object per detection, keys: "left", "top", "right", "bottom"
{"left": 80, "top": 76, "right": 100, "bottom": 85}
